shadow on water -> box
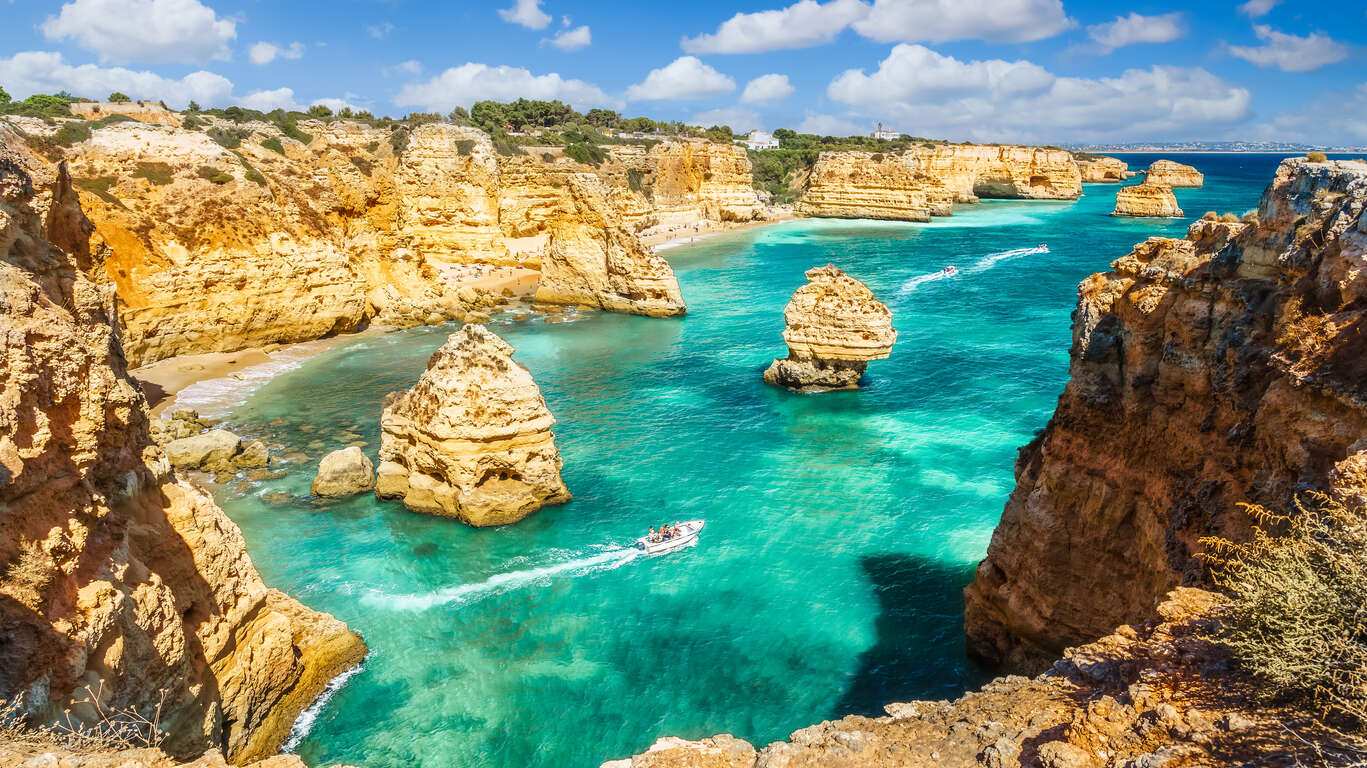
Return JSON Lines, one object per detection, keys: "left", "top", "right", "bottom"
{"left": 832, "top": 552, "right": 989, "bottom": 719}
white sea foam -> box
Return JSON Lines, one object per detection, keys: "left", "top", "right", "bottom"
{"left": 281, "top": 657, "right": 367, "bottom": 753}
{"left": 362, "top": 547, "right": 640, "bottom": 612}
{"left": 898, "top": 245, "right": 1047, "bottom": 294}
{"left": 170, "top": 338, "right": 339, "bottom": 419}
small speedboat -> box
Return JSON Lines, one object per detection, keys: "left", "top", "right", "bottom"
{"left": 942, "top": 265, "right": 959, "bottom": 277}
{"left": 635, "top": 520, "right": 705, "bottom": 556}
{"left": 1037, "top": 243, "right": 1050, "bottom": 252}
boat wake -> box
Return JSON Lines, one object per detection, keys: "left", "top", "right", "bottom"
{"left": 897, "top": 245, "right": 1047, "bottom": 294}
{"left": 361, "top": 547, "right": 641, "bottom": 612}
{"left": 897, "top": 270, "right": 954, "bottom": 294}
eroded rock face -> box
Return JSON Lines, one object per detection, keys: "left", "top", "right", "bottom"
{"left": 764, "top": 265, "right": 895, "bottom": 391}
{"left": 376, "top": 324, "right": 570, "bottom": 525}
{"left": 312, "top": 446, "right": 376, "bottom": 497}
{"left": 601, "top": 589, "right": 1321, "bottom": 768}
{"left": 797, "top": 144, "right": 1081, "bottom": 221}
{"left": 1076, "top": 155, "right": 1131, "bottom": 182}
{"left": 964, "top": 159, "right": 1367, "bottom": 670}
{"left": 536, "top": 174, "right": 686, "bottom": 317}
{"left": 1112, "top": 183, "right": 1183, "bottom": 218}
{"left": 0, "top": 141, "right": 365, "bottom": 761}
{"left": 1144, "top": 159, "right": 1204, "bottom": 188}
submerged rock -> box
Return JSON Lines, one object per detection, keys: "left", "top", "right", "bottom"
{"left": 312, "top": 446, "right": 376, "bottom": 497}
{"left": 1143, "top": 159, "right": 1204, "bottom": 187}
{"left": 764, "top": 265, "right": 896, "bottom": 392}
{"left": 1112, "top": 183, "right": 1183, "bottom": 218}
{"left": 375, "top": 324, "right": 571, "bottom": 525}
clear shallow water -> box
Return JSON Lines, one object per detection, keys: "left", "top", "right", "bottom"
{"left": 209, "top": 154, "right": 1297, "bottom": 768}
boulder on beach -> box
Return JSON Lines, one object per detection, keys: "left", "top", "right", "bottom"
{"left": 166, "top": 430, "right": 243, "bottom": 472}
{"left": 312, "top": 447, "right": 376, "bottom": 498}
{"left": 764, "top": 265, "right": 897, "bottom": 392}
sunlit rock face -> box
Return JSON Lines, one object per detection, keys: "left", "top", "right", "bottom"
{"left": 1112, "top": 183, "right": 1183, "bottom": 218}
{"left": 965, "top": 159, "right": 1367, "bottom": 670}
{"left": 764, "top": 265, "right": 896, "bottom": 391}
{"left": 1076, "top": 155, "right": 1132, "bottom": 182}
{"left": 376, "top": 324, "right": 571, "bottom": 526}
{"left": 1144, "top": 159, "right": 1204, "bottom": 188}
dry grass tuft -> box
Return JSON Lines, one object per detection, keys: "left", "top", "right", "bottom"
{"left": 0, "top": 682, "right": 166, "bottom": 752}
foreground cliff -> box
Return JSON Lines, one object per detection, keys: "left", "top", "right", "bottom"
{"left": 964, "top": 158, "right": 1367, "bottom": 669}
{"left": 797, "top": 144, "right": 1081, "bottom": 221}
{"left": 0, "top": 130, "right": 364, "bottom": 761}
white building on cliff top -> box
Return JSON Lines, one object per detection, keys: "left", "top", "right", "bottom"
{"left": 745, "top": 130, "right": 779, "bottom": 150}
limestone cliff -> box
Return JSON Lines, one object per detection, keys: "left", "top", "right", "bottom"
{"left": 764, "top": 265, "right": 895, "bottom": 391}
{"left": 1076, "top": 155, "right": 1131, "bottom": 183}
{"left": 0, "top": 141, "right": 365, "bottom": 761}
{"left": 964, "top": 159, "right": 1367, "bottom": 670}
{"left": 536, "top": 174, "right": 686, "bottom": 316}
{"left": 797, "top": 144, "right": 1080, "bottom": 221}
{"left": 1112, "top": 183, "right": 1183, "bottom": 218}
{"left": 609, "top": 140, "right": 765, "bottom": 230}
{"left": 1144, "top": 159, "right": 1203, "bottom": 188}
{"left": 376, "top": 324, "right": 571, "bottom": 526}
{"left": 603, "top": 589, "right": 1326, "bottom": 768}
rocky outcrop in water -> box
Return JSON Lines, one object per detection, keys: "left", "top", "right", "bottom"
{"left": 796, "top": 144, "right": 1081, "bottom": 222}
{"left": 602, "top": 588, "right": 1323, "bottom": 767}
{"left": 964, "top": 159, "right": 1367, "bottom": 670}
{"left": 536, "top": 174, "right": 686, "bottom": 317}
{"left": 0, "top": 140, "right": 364, "bottom": 761}
{"left": 764, "top": 265, "right": 896, "bottom": 391}
{"left": 1144, "top": 159, "right": 1203, "bottom": 188}
{"left": 376, "top": 324, "right": 570, "bottom": 525}
{"left": 1112, "top": 183, "right": 1183, "bottom": 218}
{"left": 312, "top": 446, "right": 376, "bottom": 497}
{"left": 1076, "top": 155, "right": 1131, "bottom": 182}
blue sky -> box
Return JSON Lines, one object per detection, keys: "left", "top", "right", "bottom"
{"left": 1, "top": 0, "right": 1363, "bottom": 144}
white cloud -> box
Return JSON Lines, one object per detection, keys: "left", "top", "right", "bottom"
{"left": 1251, "top": 83, "right": 1367, "bottom": 145}
{"left": 0, "top": 50, "right": 232, "bottom": 108}
{"left": 238, "top": 87, "right": 300, "bottom": 111}
{"left": 388, "top": 60, "right": 423, "bottom": 76}
{"left": 1238, "top": 0, "right": 1279, "bottom": 17}
{"left": 40, "top": 0, "right": 236, "bottom": 64}
{"left": 682, "top": 0, "right": 869, "bottom": 54}
{"left": 395, "top": 63, "right": 616, "bottom": 110}
{"left": 248, "top": 41, "right": 305, "bottom": 65}
{"left": 692, "top": 107, "right": 762, "bottom": 131}
{"left": 1227, "top": 25, "right": 1348, "bottom": 73}
{"left": 1087, "top": 12, "right": 1184, "bottom": 52}
{"left": 498, "top": 0, "right": 552, "bottom": 29}
{"left": 547, "top": 25, "right": 591, "bottom": 51}
{"left": 797, "top": 114, "right": 864, "bottom": 136}
{"left": 625, "top": 57, "right": 735, "bottom": 101}
{"left": 368, "top": 22, "right": 395, "bottom": 39}
{"left": 741, "top": 74, "right": 795, "bottom": 103}
{"left": 826, "top": 44, "right": 1251, "bottom": 142}
{"left": 852, "top": 0, "right": 1073, "bottom": 44}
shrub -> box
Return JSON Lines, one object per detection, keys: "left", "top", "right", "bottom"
{"left": 492, "top": 138, "right": 524, "bottom": 157}
{"left": 541, "top": 152, "right": 555, "bottom": 162}
{"left": 261, "top": 137, "right": 285, "bottom": 155}
{"left": 278, "top": 120, "right": 312, "bottom": 144}
{"left": 1, "top": 684, "right": 166, "bottom": 752}
{"left": 185, "top": 100, "right": 201, "bottom": 113}
{"left": 54, "top": 120, "right": 92, "bottom": 147}
{"left": 365, "top": 141, "right": 379, "bottom": 153}
{"left": 627, "top": 168, "right": 646, "bottom": 194}
{"left": 0, "top": 92, "right": 77, "bottom": 118}
{"left": 245, "top": 169, "right": 267, "bottom": 186}
{"left": 131, "top": 162, "right": 175, "bottom": 186}
{"left": 181, "top": 114, "right": 206, "bottom": 131}
{"left": 1202, "top": 211, "right": 1218, "bottom": 220}
{"left": 307, "top": 104, "right": 333, "bottom": 118}
{"left": 207, "top": 126, "right": 244, "bottom": 149}
{"left": 74, "top": 176, "right": 123, "bottom": 207}
{"left": 1202, "top": 493, "right": 1367, "bottom": 732}
{"left": 1219, "top": 212, "right": 1240, "bottom": 223}
{"left": 108, "top": 91, "right": 131, "bottom": 103}
{"left": 455, "top": 139, "right": 476, "bottom": 156}
{"left": 871, "top": 153, "right": 884, "bottom": 162}
{"left": 389, "top": 127, "right": 411, "bottom": 156}
{"left": 197, "top": 166, "right": 232, "bottom": 184}
{"left": 0, "top": 86, "right": 10, "bottom": 104}
{"left": 564, "top": 141, "right": 605, "bottom": 166}
{"left": 1307, "top": 151, "right": 1328, "bottom": 163}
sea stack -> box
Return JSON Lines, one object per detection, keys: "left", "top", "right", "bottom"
{"left": 1113, "top": 183, "right": 1183, "bottom": 218}
{"left": 1076, "top": 155, "right": 1131, "bottom": 182}
{"left": 764, "top": 265, "right": 897, "bottom": 392}
{"left": 1143, "top": 159, "right": 1204, "bottom": 187}
{"left": 376, "top": 324, "right": 570, "bottom": 525}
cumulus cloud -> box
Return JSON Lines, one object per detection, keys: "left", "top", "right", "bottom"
{"left": 238, "top": 87, "right": 300, "bottom": 111}
{"left": 625, "top": 56, "right": 735, "bottom": 101}
{"left": 498, "top": 0, "right": 552, "bottom": 29}
{"left": 0, "top": 50, "right": 232, "bottom": 108}
{"left": 248, "top": 41, "right": 305, "bottom": 65}
{"left": 395, "top": 63, "right": 615, "bottom": 110}
{"left": 1227, "top": 25, "right": 1348, "bottom": 72}
{"left": 1237, "top": 0, "right": 1279, "bottom": 17}
{"left": 797, "top": 114, "right": 865, "bottom": 136}
{"left": 1251, "top": 82, "right": 1367, "bottom": 145}
{"left": 851, "top": 0, "right": 1074, "bottom": 44}
{"left": 547, "top": 25, "right": 592, "bottom": 51}
{"left": 368, "top": 22, "right": 395, "bottom": 39}
{"left": 741, "top": 74, "right": 795, "bottom": 103}
{"left": 682, "top": 0, "right": 868, "bottom": 54}
{"left": 826, "top": 44, "right": 1251, "bottom": 142}
{"left": 692, "top": 107, "right": 762, "bottom": 131}
{"left": 1086, "top": 12, "right": 1184, "bottom": 53}
{"left": 40, "top": 0, "right": 236, "bottom": 64}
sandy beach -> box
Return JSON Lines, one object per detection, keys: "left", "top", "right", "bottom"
{"left": 643, "top": 210, "right": 796, "bottom": 250}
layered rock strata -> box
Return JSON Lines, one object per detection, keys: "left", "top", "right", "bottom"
{"left": 1076, "top": 155, "right": 1131, "bottom": 182}
{"left": 764, "top": 265, "right": 896, "bottom": 391}
{"left": 797, "top": 144, "right": 1081, "bottom": 221}
{"left": 609, "top": 140, "right": 765, "bottom": 226}
{"left": 0, "top": 143, "right": 365, "bottom": 761}
{"left": 536, "top": 174, "right": 686, "bottom": 316}
{"left": 1144, "top": 159, "right": 1204, "bottom": 188}
{"left": 1112, "top": 183, "right": 1183, "bottom": 218}
{"left": 964, "top": 159, "right": 1367, "bottom": 670}
{"left": 603, "top": 589, "right": 1329, "bottom": 768}
{"left": 376, "top": 324, "right": 570, "bottom": 525}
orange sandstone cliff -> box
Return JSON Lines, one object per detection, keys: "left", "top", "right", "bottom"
{"left": 0, "top": 127, "right": 365, "bottom": 763}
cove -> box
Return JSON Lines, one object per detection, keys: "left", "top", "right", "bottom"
{"left": 206, "top": 154, "right": 1288, "bottom": 768}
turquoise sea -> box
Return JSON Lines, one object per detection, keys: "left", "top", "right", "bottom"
{"left": 201, "top": 155, "right": 1307, "bottom": 767}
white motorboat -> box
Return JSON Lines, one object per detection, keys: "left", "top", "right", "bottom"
{"left": 635, "top": 520, "right": 705, "bottom": 556}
